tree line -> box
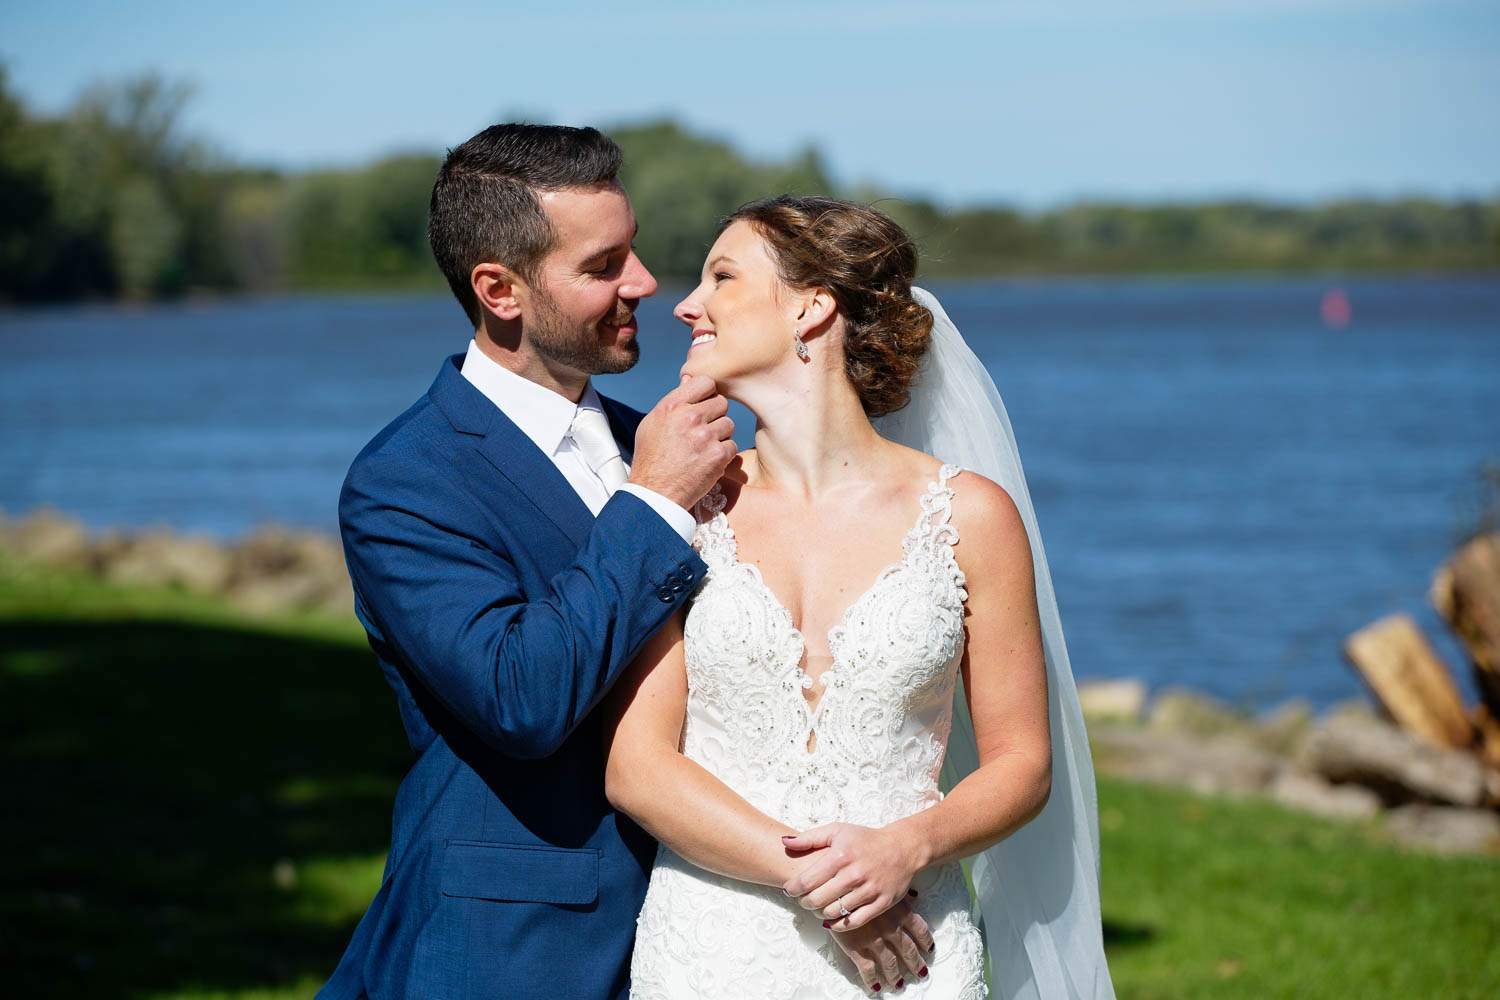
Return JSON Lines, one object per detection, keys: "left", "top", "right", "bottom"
{"left": 3, "top": 68, "right": 1497, "bottom": 304}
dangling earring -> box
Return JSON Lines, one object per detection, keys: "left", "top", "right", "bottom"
{"left": 793, "top": 328, "right": 810, "bottom": 362}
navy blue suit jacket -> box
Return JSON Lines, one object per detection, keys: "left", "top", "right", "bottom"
{"left": 319, "top": 354, "right": 706, "bottom": 999}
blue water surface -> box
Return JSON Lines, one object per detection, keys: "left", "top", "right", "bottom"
{"left": 2, "top": 275, "right": 1496, "bottom": 709}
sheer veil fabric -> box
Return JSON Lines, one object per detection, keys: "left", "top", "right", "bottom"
{"left": 874, "top": 288, "right": 1116, "bottom": 999}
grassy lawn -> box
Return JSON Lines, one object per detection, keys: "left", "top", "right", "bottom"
{"left": 3, "top": 554, "right": 1497, "bottom": 998}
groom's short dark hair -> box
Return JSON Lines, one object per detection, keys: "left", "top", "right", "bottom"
{"left": 428, "top": 124, "right": 623, "bottom": 325}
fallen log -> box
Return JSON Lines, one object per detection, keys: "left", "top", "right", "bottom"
{"left": 1431, "top": 532, "right": 1500, "bottom": 721}
{"left": 1343, "top": 614, "right": 1474, "bottom": 750}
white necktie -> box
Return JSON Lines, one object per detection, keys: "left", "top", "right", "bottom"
{"left": 569, "top": 406, "right": 628, "bottom": 495}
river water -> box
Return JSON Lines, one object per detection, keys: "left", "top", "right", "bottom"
{"left": 2, "top": 275, "right": 1496, "bottom": 709}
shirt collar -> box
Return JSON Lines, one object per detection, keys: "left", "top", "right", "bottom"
{"left": 460, "top": 339, "right": 604, "bottom": 457}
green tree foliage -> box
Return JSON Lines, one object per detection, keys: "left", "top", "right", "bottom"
{"left": 283, "top": 154, "right": 440, "bottom": 289}
{"left": 2, "top": 70, "right": 243, "bottom": 299}
{"left": 614, "top": 120, "right": 834, "bottom": 278}
{"left": 217, "top": 174, "right": 289, "bottom": 293}
{"left": 0, "top": 66, "right": 62, "bottom": 298}
{"left": 1, "top": 68, "right": 1496, "bottom": 304}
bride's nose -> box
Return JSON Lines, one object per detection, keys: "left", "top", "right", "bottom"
{"left": 673, "top": 295, "right": 703, "bottom": 326}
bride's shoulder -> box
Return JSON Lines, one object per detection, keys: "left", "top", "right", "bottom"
{"left": 883, "top": 444, "right": 1022, "bottom": 537}
{"left": 938, "top": 466, "right": 1028, "bottom": 568}
{"left": 889, "top": 445, "right": 1008, "bottom": 508}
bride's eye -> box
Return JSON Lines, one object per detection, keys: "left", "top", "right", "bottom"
{"left": 713, "top": 271, "right": 732, "bottom": 283}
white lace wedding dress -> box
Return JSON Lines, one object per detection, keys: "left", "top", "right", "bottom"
{"left": 630, "top": 464, "right": 988, "bottom": 999}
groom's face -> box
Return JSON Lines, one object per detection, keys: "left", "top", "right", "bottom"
{"left": 524, "top": 182, "right": 658, "bottom": 375}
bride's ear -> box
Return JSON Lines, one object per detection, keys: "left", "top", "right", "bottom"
{"left": 796, "top": 288, "right": 837, "bottom": 336}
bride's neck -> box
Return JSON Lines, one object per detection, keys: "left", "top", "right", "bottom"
{"left": 738, "top": 373, "right": 881, "bottom": 497}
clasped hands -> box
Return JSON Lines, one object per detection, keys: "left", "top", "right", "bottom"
{"left": 780, "top": 821, "right": 933, "bottom": 992}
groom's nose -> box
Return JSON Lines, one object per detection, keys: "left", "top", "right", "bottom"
{"left": 618, "top": 251, "right": 658, "bottom": 301}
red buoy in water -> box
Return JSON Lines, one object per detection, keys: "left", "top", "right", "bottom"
{"left": 1320, "top": 288, "right": 1352, "bottom": 330}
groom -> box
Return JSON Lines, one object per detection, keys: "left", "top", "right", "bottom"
{"left": 318, "top": 124, "right": 734, "bottom": 998}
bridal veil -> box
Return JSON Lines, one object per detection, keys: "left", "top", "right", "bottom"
{"left": 874, "top": 287, "right": 1115, "bottom": 999}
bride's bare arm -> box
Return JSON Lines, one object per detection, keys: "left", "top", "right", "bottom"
{"left": 782, "top": 474, "right": 1053, "bottom": 928}
{"left": 603, "top": 613, "right": 802, "bottom": 888}
{"left": 898, "top": 474, "right": 1052, "bottom": 855}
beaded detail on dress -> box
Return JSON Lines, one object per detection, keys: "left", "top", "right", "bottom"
{"left": 631, "top": 464, "right": 987, "bottom": 999}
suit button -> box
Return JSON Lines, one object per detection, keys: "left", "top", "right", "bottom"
{"left": 669, "top": 581, "right": 686, "bottom": 594}
{"left": 657, "top": 589, "right": 674, "bottom": 603}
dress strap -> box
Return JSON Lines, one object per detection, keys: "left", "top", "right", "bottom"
{"left": 693, "top": 480, "right": 728, "bottom": 524}
{"left": 905, "top": 463, "right": 968, "bottom": 598}
{"left": 936, "top": 462, "right": 963, "bottom": 493}
{"left": 914, "top": 463, "right": 964, "bottom": 544}
{"left": 691, "top": 481, "right": 736, "bottom": 568}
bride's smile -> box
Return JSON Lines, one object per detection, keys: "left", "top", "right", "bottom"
{"left": 674, "top": 220, "right": 818, "bottom": 389}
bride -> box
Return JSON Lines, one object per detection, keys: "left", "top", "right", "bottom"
{"left": 605, "top": 196, "right": 1114, "bottom": 999}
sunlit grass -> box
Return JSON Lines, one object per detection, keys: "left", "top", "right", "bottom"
{"left": 1099, "top": 780, "right": 1500, "bottom": 998}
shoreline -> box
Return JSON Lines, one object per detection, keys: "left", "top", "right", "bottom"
{"left": 0, "top": 506, "right": 353, "bottom": 618}
{"left": 4, "top": 268, "right": 1500, "bottom": 314}
{"left": 4, "top": 505, "right": 1497, "bottom": 856}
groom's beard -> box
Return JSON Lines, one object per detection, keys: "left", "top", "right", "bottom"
{"left": 527, "top": 288, "right": 640, "bottom": 375}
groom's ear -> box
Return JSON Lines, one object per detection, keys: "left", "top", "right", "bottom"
{"left": 472, "top": 261, "right": 525, "bottom": 322}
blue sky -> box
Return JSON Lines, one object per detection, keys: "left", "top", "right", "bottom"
{"left": 3, "top": 0, "right": 1496, "bottom": 207}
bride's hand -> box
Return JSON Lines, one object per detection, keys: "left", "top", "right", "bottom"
{"left": 780, "top": 822, "right": 928, "bottom": 930}
{"left": 826, "top": 897, "right": 933, "bottom": 994}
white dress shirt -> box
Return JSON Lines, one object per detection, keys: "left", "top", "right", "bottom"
{"left": 460, "top": 340, "right": 697, "bottom": 543}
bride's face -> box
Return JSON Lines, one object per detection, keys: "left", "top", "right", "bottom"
{"left": 674, "top": 221, "right": 801, "bottom": 388}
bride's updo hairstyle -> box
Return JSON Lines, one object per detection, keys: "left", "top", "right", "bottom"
{"left": 721, "top": 196, "right": 934, "bottom": 417}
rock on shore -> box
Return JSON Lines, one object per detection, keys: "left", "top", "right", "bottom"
{"left": 1079, "top": 681, "right": 1500, "bottom": 856}
{"left": 0, "top": 508, "right": 353, "bottom": 617}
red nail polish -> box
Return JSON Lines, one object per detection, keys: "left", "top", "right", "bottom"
{"left": 896, "top": 981, "right": 905, "bottom": 989}
{"left": 822, "top": 920, "right": 832, "bottom": 928}
{"left": 919, "top": 966, "right": 929, "bottom": 978}
{"left": 872, "top": 985, "right": 881, "bottom": 993}
{"left": 908, "top": 888, "right": 919, "bottom": 897}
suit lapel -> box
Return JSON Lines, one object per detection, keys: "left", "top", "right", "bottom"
{"left": 475, "top": 420, "right": 594, "bottom": 550}
{"left": 430, "top": 354, "right": 594, "bottom": 550}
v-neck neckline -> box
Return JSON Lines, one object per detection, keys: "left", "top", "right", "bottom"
{"left": 710, "top": 465, "right": 958, "bottom": 724}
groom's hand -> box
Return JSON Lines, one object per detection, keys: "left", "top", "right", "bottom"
{"left": 630, "top": 374, "right": 736, "bottom": 510}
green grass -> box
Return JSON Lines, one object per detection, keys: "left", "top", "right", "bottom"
{"left": 3, "top": 554, "right": 1497, "bottom": 998}
{"left": 0, "top": 557, "right": 404, "bottom": 999}
{"left": 1098, "top": 782, "right": 1500, "bottom": 997}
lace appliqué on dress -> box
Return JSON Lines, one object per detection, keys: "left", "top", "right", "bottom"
{"left": 633, "top": 464, "right": 988, "bottom": 999}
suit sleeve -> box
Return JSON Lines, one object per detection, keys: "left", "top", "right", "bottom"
{"left": 339, "top": 454, "right": 706, "bottom": 760}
